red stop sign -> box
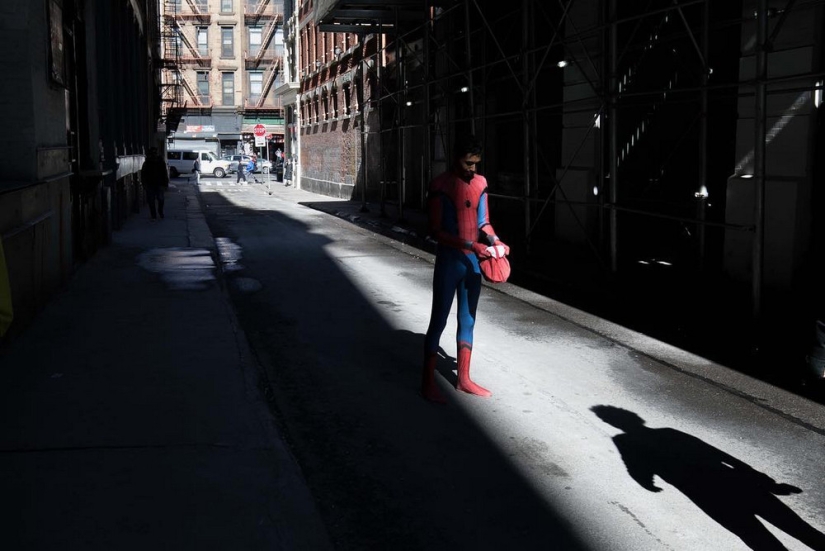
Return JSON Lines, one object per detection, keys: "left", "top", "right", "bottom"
{"left": 253, "top": 124, "right": 266, "bottom": 137}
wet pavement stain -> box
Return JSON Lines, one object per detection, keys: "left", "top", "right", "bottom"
{"left": 137, "top": 248, "right": 216, "bottom": 291}
{"left": 215, "top": 237, "right": 245, "bottom": 272}
{"left": 214, "top": 237, "right": 262, "bottom": 293}
{"left": 515, "top": 437, "right": 570, "bottom": 478}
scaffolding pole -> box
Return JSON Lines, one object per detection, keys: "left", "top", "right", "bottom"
{"left": 608, "top": 0, "right": 619, "bottom": 273}
{"left": 423, "top": 2, "right": 432, "bottom": 208}
{"left": 696, "top": 0, "right": 710, "bottom": 271}
{"left": 465, "top": 0, "right": 476, "bottom": 134}
{"left": 396, "top": 7, "right": 405, "bottom": 220}
{"left": 522, "top": 0, "right": 532, "bottom": 243}
{"left": 752, "top": 0, "right": 768, "bottom": 322}
{"left": 378, "top": 31, "right": 387, "bottom": 216}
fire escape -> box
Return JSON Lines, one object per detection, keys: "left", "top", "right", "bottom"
{"left": 244, "top": 0, "right": 284, "bottom": 111}
{"left": 159, "top": 3, "right": 183, "bottom": 131}
{"left": 160, "top": 0, "right": 212, "bottom": 123}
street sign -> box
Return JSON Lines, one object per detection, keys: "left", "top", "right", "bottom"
{"left": 253, "top": 124, "right": 266, "bottom": 137}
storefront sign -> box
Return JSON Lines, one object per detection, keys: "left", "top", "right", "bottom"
{"left": 185, "top": 125, "right": 216, "bottom": 133}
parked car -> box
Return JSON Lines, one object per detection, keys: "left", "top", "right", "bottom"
{"left": 257, "top": 158, "right": 273, "bottom": 173}
{"left": 224, "top": 154, "right": 273, "bottom": 174}
{"left": 167, "top": 149, "right": 231, "bottom": 178}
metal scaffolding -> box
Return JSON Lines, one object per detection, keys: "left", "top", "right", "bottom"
{"left": 315, "top": 0, "right": 825, "bottom": 346}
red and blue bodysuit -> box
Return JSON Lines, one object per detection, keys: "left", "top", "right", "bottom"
{"left": 422, "top": 169, "right": 502, "bottom": 400}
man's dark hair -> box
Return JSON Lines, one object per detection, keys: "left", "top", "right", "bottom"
{"left": 453, "top": 134, "right": 483, "bottom": 159}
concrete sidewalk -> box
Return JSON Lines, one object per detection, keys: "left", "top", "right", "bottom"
{"left": 0, "top": 181, "right": 331, "bottom": 549}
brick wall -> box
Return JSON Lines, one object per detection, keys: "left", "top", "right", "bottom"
{"left": 300, "top": 115, "right": 359, "bottom": 199}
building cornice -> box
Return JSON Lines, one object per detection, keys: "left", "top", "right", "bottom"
{"left": 274, "top": 81, "right": 300, "bottom": 103}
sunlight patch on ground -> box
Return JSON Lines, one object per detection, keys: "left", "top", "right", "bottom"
{"left": 137, "top": 248, "right": 216, "bottom": 291}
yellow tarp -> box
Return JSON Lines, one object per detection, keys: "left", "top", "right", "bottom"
{"left": 0, "top": 237, "right": 13, "bottom": 337}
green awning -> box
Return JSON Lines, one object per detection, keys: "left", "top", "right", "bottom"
{"left": 242, "top": 116, "right": 284, "bottom": 125}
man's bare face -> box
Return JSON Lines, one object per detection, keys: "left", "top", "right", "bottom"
{"left": 457, "top": 153, "right": 481, "bottom": 181}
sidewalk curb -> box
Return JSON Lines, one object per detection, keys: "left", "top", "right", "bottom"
{"left": 183, "top": 183, "right": 216, "bottom": 252}
{"left": 183, "top": 181, "right": 334, "bottom": 548}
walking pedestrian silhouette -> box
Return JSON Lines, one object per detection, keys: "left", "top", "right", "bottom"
{"left": 591, "top": 405, "right": 825, "bottom": 550}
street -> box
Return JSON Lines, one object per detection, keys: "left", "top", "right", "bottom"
{"left": 195, "top": 178, "right": 825, "bottom": 550}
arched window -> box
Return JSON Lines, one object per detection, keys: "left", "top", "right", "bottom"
{"left": 331, "top": 84, "right": 339, "bottom": 118}
{"left": 301, "top": 99, "right": 309, "bottom": 127}
{"left": 342, "top": 82, "right": 352, "bottom": 116}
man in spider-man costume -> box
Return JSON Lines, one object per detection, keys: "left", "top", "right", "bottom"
{"left": 422, "top": 135, "right": 510, "bottom": 403}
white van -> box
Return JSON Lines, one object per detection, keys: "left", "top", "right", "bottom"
{"left": 166, "top": 149, "right": 231, "bottom": 178}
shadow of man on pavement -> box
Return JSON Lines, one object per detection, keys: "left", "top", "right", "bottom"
{"left": 591, "top": 405, "right": 825, "bottom": 551}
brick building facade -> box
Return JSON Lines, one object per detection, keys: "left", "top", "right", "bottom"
{"left": 292, "top": 0, "right": 381, "bottom": 199}
{"left": 161, "top": 0, "right": 286, "bottom": 159}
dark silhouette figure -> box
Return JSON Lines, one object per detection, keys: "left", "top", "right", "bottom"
{"left": 141, "top": 147, "right": 169, "bottom": 220}
{"left": 592, "top": 405, "right": 825, "bottom": 551}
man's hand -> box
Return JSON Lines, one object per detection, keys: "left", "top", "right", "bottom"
{"left": 471, "top": 242, "right": 492, "bottom": 258}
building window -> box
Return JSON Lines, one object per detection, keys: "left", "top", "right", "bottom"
{"left": 197, "top": 27, "right": 208, "bottom": 57}
{"left": 274, "top": 28, "right": 284, "bottom": 58}
{"left": 197, "top": 71, "right": 209, "bottom": 105}
{"left": 194, "top": 0, "right": 207, "bottom": 11}
{"left": 222, "top": 72, "right": 234, "bottom": 106}
{"left": 302, "top": 29, "right": 308, "bottom": 72}
{"left": 249, "top": 27, "right": 262, "bottom": 56}
{"left": 343, "top": 83, "right": 352, "bottom": 115}
{"left": 314, "top": 27, "right": 321, "bottom": 65}
{"left": 169, "top": 0, "right": 181, "bottom": 11}
{"left": 220, "top": 0, "right": 233, "bottom": 13}
{"left": 173, "top": 33, "right": 183, "bottom": 56}
{"left": 221, "top": 27, "right": 234, "bottom": 58}
{"left": 249, "top": 71, "right": 263, "bottom": 102}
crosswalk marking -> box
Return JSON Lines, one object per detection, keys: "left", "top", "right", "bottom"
{"left": 200, "top": 187, "right": 250, "bottom": 193}
{"left": 199, "top": 182, "right": 249, "bottom": 187}
{"left": 198, "top": 182, "right": 250, "bottom": 193}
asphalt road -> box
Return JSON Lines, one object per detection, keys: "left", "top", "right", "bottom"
{"left": 196, "top": 179, "right": 825, "bottom": 551}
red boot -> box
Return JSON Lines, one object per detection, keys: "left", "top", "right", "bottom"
{"left": 456, "top": 343, "right": 492, "bottom": 397}
{"left": 421, "top": 352, "right": 446, "bottom": 403}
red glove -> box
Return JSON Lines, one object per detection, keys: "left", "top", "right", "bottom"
{"left": 471, "top": 242, "right": 492, "bottom": 258}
